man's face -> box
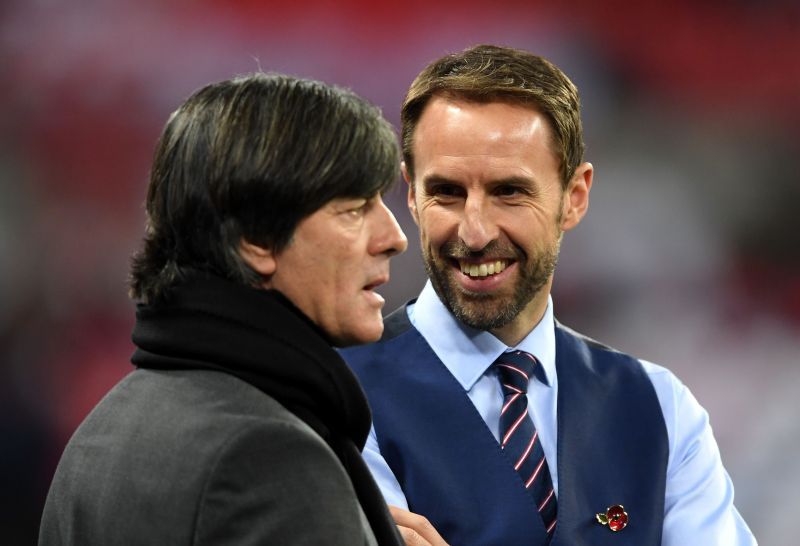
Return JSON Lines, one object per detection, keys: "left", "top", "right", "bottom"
{"left": 406, "top": 96, "right": 590, "bottom": 340}
{"left": 268, "top": 194, "right": 407, "bottom": 346}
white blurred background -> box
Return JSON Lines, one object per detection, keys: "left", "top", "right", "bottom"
{"left": 2, "top": 1, "right": 798, "bottom": 543}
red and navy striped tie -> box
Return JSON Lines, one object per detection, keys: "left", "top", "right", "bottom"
{"left": 495, "top": 350, "right": 557, "bottom": 538}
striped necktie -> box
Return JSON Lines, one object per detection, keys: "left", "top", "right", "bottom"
{"left": 494, "top": 350, "right": 557, "bottom": 538}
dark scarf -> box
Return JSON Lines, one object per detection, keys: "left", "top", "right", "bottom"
{"left": 131, "top": 273, "right": 402, "bottom": 546}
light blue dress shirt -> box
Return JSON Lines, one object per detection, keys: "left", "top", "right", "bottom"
{"left": 361, "top": 281, "right": 757, "bottom": 546}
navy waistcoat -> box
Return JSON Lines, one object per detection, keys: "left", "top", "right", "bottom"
{"left": 342, "top": 305, "right": 668, "bottom": 546}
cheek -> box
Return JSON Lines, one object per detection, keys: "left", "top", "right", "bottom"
{"left": 418, "top": 211, "right": 455, "bottom": 245}
{"left": 329, "top": 249, "right": 362, "bottom": 294}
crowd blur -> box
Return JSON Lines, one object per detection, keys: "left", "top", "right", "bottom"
{"left": 1, "top": 0, "right": 798, "bottom": 544}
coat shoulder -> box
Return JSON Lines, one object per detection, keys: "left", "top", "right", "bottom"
{"left": 40, "top": 369, "right": 373, "bottom": 545}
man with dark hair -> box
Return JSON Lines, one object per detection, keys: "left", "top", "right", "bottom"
{"left": 40, "top": 73, "right": 407, "bottom": 545}
{"left": 342, "top": 45, "right": 756, "bottom": 545}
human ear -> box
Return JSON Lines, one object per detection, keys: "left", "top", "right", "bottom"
{"left": 560, "top": 162, "right": 593, "bottom": 231}
{"left": 402, "top": 161, "right": 420, "bottom": 226}
{"left": 238, "top": 239, "right": 277, "bottom": 280}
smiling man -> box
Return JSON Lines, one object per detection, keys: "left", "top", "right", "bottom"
{"left": 341, "top": 45, "right": 756, "bottom": 546}
{"left": 39, "top": 73, "right": 407, "bottom": 546}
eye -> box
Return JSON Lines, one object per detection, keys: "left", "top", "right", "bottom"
{"left": 332, "top": 198, "right": 366, "bottom": 218}
{"left": 347, "top": 202, "right": 368, "bottom": 217}
{"left": 344, "top": 196, "right": 378, "bottom": 218}
{"left": 430, "top": 184, "right": 465, "bottom": 198}
{"left": 495, "top": 184, "right": 523, "bottom": 197}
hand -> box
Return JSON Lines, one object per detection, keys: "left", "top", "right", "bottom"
{"left": 388, "top": 505, "right": 450, "bottom": 546}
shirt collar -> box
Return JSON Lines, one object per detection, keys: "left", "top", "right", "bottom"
{"left": 408, "top": 281, "right": 556, "bottom": 391}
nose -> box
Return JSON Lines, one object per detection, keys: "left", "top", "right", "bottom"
{"left": 370, "top": 196, "right": 408, "bottom": 257}
{"left": 458, "top": 194, "right": 498, "bottom": 251}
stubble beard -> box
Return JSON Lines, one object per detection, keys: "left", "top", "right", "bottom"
{"left": 423, "top": 236, "right": 561, "bottom": 332}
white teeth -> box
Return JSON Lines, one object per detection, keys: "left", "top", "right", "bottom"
{"left": 459, "top": 260, "right": 507, "bottom": 278}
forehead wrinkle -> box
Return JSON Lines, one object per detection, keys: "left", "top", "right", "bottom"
{"left": 420, "top": 161, "right": 542, "bottom": 188}
{"left": 413, "top": 97, "right": 561, "bottom": 189}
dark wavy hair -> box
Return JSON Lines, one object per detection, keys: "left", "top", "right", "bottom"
{"left": 402, "top": 44, "right": 584, "bottom": 187}
{"left": 129, "top": 73, "right": 399, "bottom": 303}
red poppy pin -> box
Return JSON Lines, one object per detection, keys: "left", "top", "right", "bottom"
{"left": 596, "top": 505, "right": 628, "bottom": 532}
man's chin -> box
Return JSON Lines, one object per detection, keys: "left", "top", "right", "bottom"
{"left": 445, "top": 293, "right": 519, "bottom": 331}
{"left": 329, "top": 317, "right": 385, "bottom": 348}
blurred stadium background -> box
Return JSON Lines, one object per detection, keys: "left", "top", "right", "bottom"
{"left": 2, "top": 0, "right": 798, "bottom": 543}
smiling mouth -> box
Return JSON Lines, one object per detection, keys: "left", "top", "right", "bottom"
{"left": 457, "top": 259, "right": 509, "bottom": 278}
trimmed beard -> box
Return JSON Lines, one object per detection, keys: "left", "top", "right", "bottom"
{"left": 423, "top": 236, "right": 561, "bottom": 332}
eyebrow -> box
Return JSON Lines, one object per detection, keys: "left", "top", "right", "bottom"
{"left": 328, "top": 195, "right": 370, "bottom": 209}
{"left": 421, "top": 174, "right": 539, "bottom": 189}
{"left": 420, "top": 174, "right": 459, "bottom": 188}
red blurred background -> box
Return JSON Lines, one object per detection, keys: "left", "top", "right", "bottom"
{"left": 2, "top": 1, "right": 798, "bottom": 543}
